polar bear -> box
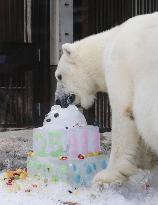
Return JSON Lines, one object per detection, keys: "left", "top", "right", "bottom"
{"left": 55, "top": 13, "right": 158, "bottom": 184}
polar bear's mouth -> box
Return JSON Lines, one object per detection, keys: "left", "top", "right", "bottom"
{"left": 55, "top": 94, "right": 76, "bottom": 108}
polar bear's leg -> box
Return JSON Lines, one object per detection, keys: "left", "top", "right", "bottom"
{"left": 94, "top": 65, "right": 140, "bottom": 184}
{"left": 94, "top": 111, "right": 140, "bottom": 184}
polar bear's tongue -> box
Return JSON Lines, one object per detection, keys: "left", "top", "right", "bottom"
{"left": 43, "top": 105, "right": 87, "bottom": 129}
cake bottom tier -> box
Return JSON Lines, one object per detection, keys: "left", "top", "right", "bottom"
{"left": 27, "top": 155, "right": 107, "bottom": 187}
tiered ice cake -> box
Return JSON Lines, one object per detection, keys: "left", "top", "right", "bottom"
{"left": 27, "top": 105, "right": 107, "bottom": 186}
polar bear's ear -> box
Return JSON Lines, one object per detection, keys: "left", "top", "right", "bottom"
{"left": 62, "top": 43, "right": 74, "bottom": 56}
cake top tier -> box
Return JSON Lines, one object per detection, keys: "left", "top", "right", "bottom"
{"left": 43, "top": 105, "right": 87, "bottom": 129}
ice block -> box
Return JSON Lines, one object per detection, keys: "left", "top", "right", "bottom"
{"left": 27, "top": 155, "right": 107, "bottom": 187}
{"left": 27, "top": 105, "right": 108, "bottom": 187}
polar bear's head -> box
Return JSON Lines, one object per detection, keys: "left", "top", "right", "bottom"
{"left": 55, "top": 38, "right": 106, "bottom": 109}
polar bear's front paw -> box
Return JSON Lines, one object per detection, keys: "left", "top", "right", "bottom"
{"left": 93, "top": 169, "right": 125, "bottom": 185}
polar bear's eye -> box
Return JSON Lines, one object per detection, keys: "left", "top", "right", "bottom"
{"left": 57, "top": 75, "right": 62, "bottom": 81}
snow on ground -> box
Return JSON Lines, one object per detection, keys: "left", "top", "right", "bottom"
{"left": 0, "top": 130, "right": 158, "bottom": 205}
{"left": 0, "top": 129, "right": 32, "bottom": 170}
{"left": 1, "top": 169, "right": 158, "bottom": 205}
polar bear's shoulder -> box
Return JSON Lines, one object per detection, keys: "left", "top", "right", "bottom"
{"left": 121, "top": 12, "right": 158, "bottom": 31}
{"left": 105, "top": 12, "right": 158, "bottom": 55}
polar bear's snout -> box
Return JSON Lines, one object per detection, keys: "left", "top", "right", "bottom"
{"left": 55, "top": 94, "right": 75, "bottom": 108}
{"left": 55, "top": 82, "right": 76, "bottom": 107}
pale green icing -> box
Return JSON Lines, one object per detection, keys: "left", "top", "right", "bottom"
{"left": 48, "top": 131, "right": 63, "bottom": 157}
{"left": 34, "top": 133, "right": 47, "bottom": 156}
{"left": 59, "top": 165, "right": 68, "bottom": 174}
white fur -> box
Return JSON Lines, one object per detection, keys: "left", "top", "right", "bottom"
{"left": 55, "top": 12, "right": 158, "bottom": 184}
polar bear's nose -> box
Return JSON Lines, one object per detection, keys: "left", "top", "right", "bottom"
{"left": 55, "top": 98, "right": 62, "bottom": 106}
{"left": 55, "top": 97, "right": 68, "bottom": 108}
{"left": 55, "top": 94, "right": 75, "bottom": 108}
